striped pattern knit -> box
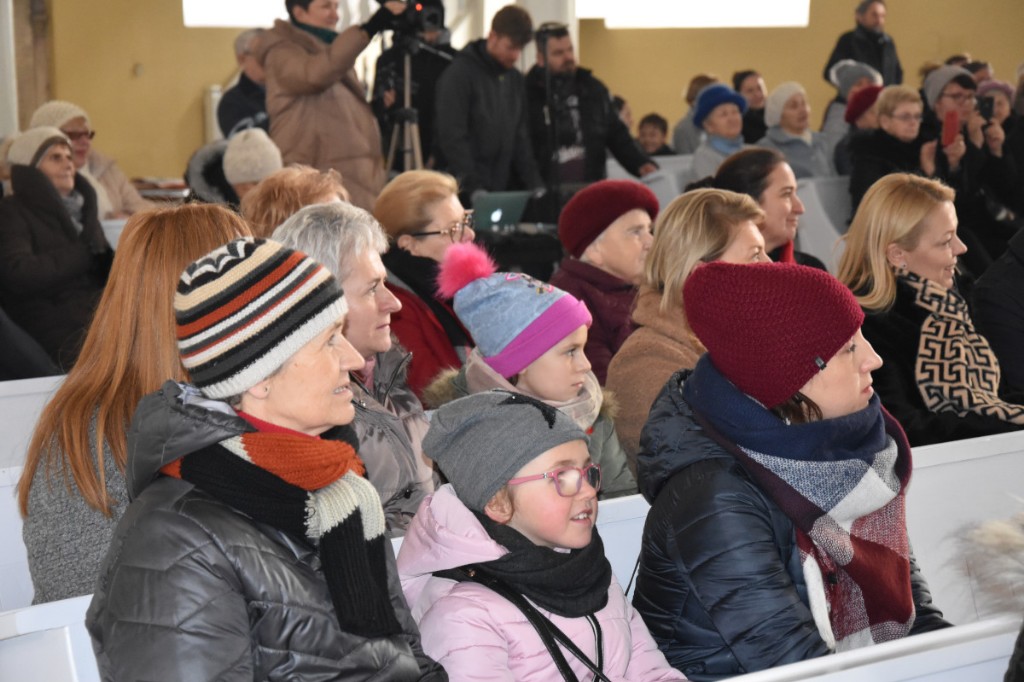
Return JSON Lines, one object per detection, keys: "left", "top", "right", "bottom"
{"left": 175, "top": 238, "right": 347, "bottom": 398}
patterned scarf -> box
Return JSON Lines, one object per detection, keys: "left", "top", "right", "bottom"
{"left": 901, "top": 272, "right": 1024, "bottom": 424}
{"left": 682, "top": 356, "right": 915, "bottom": 651}
{"left": 160, "top": 417, "right": 402, "bottom": 638}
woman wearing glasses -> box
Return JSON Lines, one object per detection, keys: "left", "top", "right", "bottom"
{"left": 374, "top": 170, "right": 477, "bottom": 398}
{"left": 30, "top": 100, "right": 152, "bottom": 218}
{"left": 398, "top": 390, "right": 683, "bottom": 681}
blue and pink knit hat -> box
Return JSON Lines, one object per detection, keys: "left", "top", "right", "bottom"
{"left": 437, "top": 242, "right": 592, "bottom": 378}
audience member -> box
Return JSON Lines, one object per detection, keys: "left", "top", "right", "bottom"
{"left": 0, "top": 127, "right": 112, "bottom": 368}
{"left": 397, "top": 390, "right": 684, "bottom": 681}
{"left": 606, "top": 189, "right": 766, "bottom": 468}
{"left": 823, "top": 0, "right": 902, "bottom": 86}
{"left": 434, "top": 5, "right": 542, "bottom": 203}
{"left": 273, "top": 202, "right": 435, "bottom": 532}
{"left": 371, "top": 0, "right": 455, "bottom": 171}
{"left": 222, "top": 127, "right": 283, "bottom": 201}
{"left": 981, "top": 79, "right": 1024, "bottom": 170}
{"left": 945, "top": 54, "right": 971, "bottom": 68}
{"left": 974, "top": 228, "right": 1024, "bottom": 397}
{"left": 834, "top": 83, "right": 882, "bottom": 175}
{"left": 672, "top": 74, "right": 718, "bottom": 155}
{"left": 689, "top": 84, "right": 749, "bottom": 182}
{"left": 425, "top": 241, "right": 636, "bottom": 498}
{"left": 733, "top": 69, "right": 768, "bottom": 143}
{"left": 613, "top": 94, "right": 634, "bottom": 130}
{"left": 837, "top": 173, "right": 1024, "bottom": 445}
{"left": 184, "top": 138, "right": 238, "bottom": 205}
{"left": 638, "top": 114, "right": 675, "bottom": 156}
{"left": 965, "top": 60, "right": 993, "bottom": 84}
{"left": 254, "top": 0, "right": 404, "bottom": 210}
{"left": 550, "top": 180, "right": 658, "bottom": 384}
{"left": 240, "top": 164, "right": 350, "bottom": 237}
{"left": 30, "top": 100, "right": 152, "bottom": 218}
{"left": 634, "top": 260, "right": 949, "bottom": 678}
{"left": 757, "top": 82, "right": 836, "bottom": 178}
{"left": 373, "top": 170, "right": 475, "bottom": 398}
{"left": 526, "top": 22, "right": 654, "bottom": 198}
{"left": 86, "top": 237, "right": 444, "bottom": 680}
{"left": 18, "top": 204, "right": 251, "bottom": 604}
{"left": 822, "top": 59, "right": 882, "bottom": 141}
{"left": 848, "top": 85, "right": 924, "bottom": 210}
{"left": 217, "top": 28, "right": 269, "bottom": 137}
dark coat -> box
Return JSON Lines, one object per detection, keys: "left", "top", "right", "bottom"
{"left": 216, "top": 72, "right": 269, "bottom": 137}
{"left": 861, "top": 278, "right": 1023, "bottom": 446}
{"left": 434, "top": 39, "right": 542, "bottom": 198}
{"left": 972, "top": 228, "right": 1024, "bottom": 397}
{"left": 86, "top": 381, "right": 445, "bottom": 681}
{"left": 633, "top": 371, "right": 949, "bottom": 681}
{"left": 848, "top": 127, "right": 922, "bottom": 211}
{"left": 0, "top": 165, "right": 111, "bottom": 369}
{"left": 549, "top": 257, "right": 637, "bottom": 385}
{"left": 823, "top": 25, "right": 903, "bottom": 86}
{"left": 741, "top": 107, "right": 767, "bottom": 144}
{"left": 524, "top": 65, "right": 651, "bottom": 185}
{"left": 0, "top": 305, "right": 59, "bottom": 380}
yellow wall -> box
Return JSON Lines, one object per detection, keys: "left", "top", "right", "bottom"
{"left": 579, "top": 0, "right": 1024, "bottom": 135}
{"left": 50, "top": 0, "right": 240, "bottom": 178}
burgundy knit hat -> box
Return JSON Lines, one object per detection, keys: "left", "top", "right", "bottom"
{"left": 683, "top": 261, "right": 864, "bottom": 408}
{"left": 557, "top": 180, "right": 659, "bottom": 258}
{"left": 845, "top": 84, "right": 883, "bottom": 124}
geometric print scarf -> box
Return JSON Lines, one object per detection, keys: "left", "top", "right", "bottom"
{"left": 903, "top": 272, "right": 1024, "bottom": 425}
{"left": 160, "top": 425, "right": 402, "bottom": 638}
{"left": 683, "top": 356, "right": 915, "bottom": 651}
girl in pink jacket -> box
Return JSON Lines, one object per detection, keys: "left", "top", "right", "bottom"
{"left": 397, "top": 390, "right": 685, "bottom": 681}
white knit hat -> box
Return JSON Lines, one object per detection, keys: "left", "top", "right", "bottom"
{"left": 5, "top": 127, "right": 71, "bottom": 167}
{"left": 765, "top": 81, "right": 807, "bottom": 128}
{"left": 222, "top": 128, "right": 283, "bottom": 186}
{"left": 30, "top": 100, "right": 91, "bottom": 129}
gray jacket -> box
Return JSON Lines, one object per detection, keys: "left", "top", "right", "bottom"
{"left": 352, "top": 345, "right": 435, "bottom": 533}
{"left": 86, "top": 381, "right": 445, "bottom": 681}
{"left": 756, "top": 126, "right": 837, "bottom": 179}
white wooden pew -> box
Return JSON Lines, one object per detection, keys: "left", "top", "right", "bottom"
{"left": 100, "top": 219, "right": 127, "bottom": 249}
{"left": 0, "top": 595, "right": 98, "bottom": 682}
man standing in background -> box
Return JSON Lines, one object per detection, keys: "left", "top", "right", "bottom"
{"left": 218, "top": 29, "right": 269, "bottom": 137}
{"left": 823, "top": 0, "right": 902, "bottom": 86}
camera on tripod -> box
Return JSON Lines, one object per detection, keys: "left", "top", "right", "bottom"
{"left": 391, "top": 1, "right": 444, "bottom": 38}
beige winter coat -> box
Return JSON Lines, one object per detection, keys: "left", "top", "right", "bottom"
{"left": 256, "top": 21, "right": 386, "bottom": 210}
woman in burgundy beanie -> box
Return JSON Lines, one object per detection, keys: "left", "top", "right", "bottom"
{"left": 549, "top": 179, "right": 659, "bottom": 384}
{"left": 633, "top": 261, "right": 950, "bottom": 678}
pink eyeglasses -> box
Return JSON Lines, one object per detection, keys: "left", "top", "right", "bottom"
{"left": 507, "top": 462, "right": 602, "bottom": 497}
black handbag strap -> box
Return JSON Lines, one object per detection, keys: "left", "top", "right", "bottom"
{"left": 457, "top": 566, "right": 613, "bottom": 682}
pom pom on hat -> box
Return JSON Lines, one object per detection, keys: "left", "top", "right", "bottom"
{"left": 436, "top": 241, "right": 497, "bottom": 299}
{"left": 557, "top": 179, "right": 659, "bottom": 259}
{"left": 765, "top": 82, "right": 806, "bottom": 128}
{"left": 845, "top": 84, "right": 883, "bottom": 124}
{"left": 30, "top": 100, "right": 90, "bottom": 130}
{"left": 5, "top": 127, "right": 71, "bottom": 167}
{"left": 222, "top": 128, "right": 283, "bottom": 186}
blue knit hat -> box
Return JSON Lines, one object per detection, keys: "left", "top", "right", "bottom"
{"left": 693, "top": 84, "right": 748, "bottom": 129}
{"left": 437, "top": 242, "right": 592, "bottom": 378}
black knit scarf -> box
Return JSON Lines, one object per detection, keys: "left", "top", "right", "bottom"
{"left": 382, "top": 247, "right": 472, "bottom": 348}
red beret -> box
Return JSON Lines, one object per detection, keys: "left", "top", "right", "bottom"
{"left": 557, "top": 180, "right": 659, "bottom": 259}
{"left": 845, "top": 85, "right": 883, "bottom": 125}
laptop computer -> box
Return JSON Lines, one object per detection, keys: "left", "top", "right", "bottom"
{"left": 472, "top": 191, "right": 533, "bottom": 232}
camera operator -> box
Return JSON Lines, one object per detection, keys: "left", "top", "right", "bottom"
{"left": 371, "top": 0, "right": 455, "bottom": 171}
{"left": 254, "top": 0, "right": 404, "bottom": 210}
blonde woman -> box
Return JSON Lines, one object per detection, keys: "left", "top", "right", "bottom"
{"left": 837, "top": 173, "right": 1024, "bottom": 446}
{"left": 606, "top": 188, "right": 766, "bottom": 469}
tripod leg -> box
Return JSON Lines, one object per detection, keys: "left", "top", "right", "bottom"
{"left": 386, "top": 123, "right": 401, "bottom": 172}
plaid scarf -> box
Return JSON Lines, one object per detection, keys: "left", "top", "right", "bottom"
{"left": 160, "top": 417, "right": 402, "bottom": 638}
{"left": 683, "top": 356, "right": 915, "bottom": 651}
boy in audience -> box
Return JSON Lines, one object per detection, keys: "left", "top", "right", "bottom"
{"left": 638, "top": 114, "right": 675, "bottom": 156}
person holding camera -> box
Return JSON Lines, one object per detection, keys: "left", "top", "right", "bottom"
{"left": 255, "top": 0, "right": 405, "bottom": 211}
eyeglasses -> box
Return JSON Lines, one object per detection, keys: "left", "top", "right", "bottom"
{"left": 941, "top": 92, "right": 976, "bottom": 104}
{"left": 508, "top": 462, "right": 602, "bottom": 497}
{"left": 890, "top": 113, "right": 923, "bottom": 122}
{"left": 63, "top": 130, "right": 96, "bottom": 142}
{"left": 409, "top": 211, "right": 474, "bottom": 242}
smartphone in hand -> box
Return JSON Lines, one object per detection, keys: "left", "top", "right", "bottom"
{"left": 941, "top": 110, "right": 960, "bottom": 147}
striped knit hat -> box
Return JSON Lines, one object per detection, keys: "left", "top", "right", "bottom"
{"left": 175, "top": 238, "right": 348, "bottom": 398}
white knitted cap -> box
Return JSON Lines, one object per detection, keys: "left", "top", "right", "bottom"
{"left": 30, "top": 100, "right": 91, "bottom": 129}
{"left": 5, "top": 127, "right": 71, "bottom": 167}
{"left": 765, "top": 81, "right": 807, "bottom": 128}
{"left": 223, "top": 128, "right": 283, "bottom": 186}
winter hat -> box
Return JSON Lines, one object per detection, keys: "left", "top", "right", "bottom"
{"left": 828, "top": 59, "right": 882, "bottom": 99}
{"left": 5, "top": 127, "right": 71, "bottom": 167}
{"left": 175, "top": 238, "right": 348, "bottom": 399}
{"left": 437, "top": 242, "right": 592, "bottom": 378}
{"left": 845, "top": 84, "right": 883, "bottom": 124}
{"left": 765, "top": 82, "right": 806, "bottom": 128}
{"left": 424, "top": 390, "right": 587, "bottom": 511}
{"left": 29, "top": 100, "right": 90, "bottom": 129}
{"left": 693, "top": 83, "right": 748, "bottom": 129}
{"left": 977, "top": 79, "right": 1015, "bottom": 102}
{"left": 557, "top": 179, "right": 659, "bottom": 258}
{"left": 222, "top": 128, "right": 283, "bottom": 186}
{"left": 683, "top": 261, "right": 864, "bottom": 408}
{"left": 923, "top": 65, "right": 975, "bottom": 108}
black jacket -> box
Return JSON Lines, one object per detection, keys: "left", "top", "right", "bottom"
{"left": 823, "top": 25, "right": 902, "bottom": 86}
{"left": 524, "top": 65, "right": 651, "bottom": 186}
{"left": 433, "top": 39, "right": 542, "bottom": 198}
{"left": 848, "top": 127, "right": 923, "bottom": 211}
{"left": 632, "top": 371, "right": 949, "bottom": 681}
{"left": 973, "top": 228, "right": 1024, "bottom": 398}
{"left": 217, "top": 72, "right": 269, "bottom": 137}
{"left": 0, "top": 165, "right": 111, "bottom": 369}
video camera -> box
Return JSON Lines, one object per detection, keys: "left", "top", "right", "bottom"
{"left": 391, "top": 0, "right": 444, "bottom": 37}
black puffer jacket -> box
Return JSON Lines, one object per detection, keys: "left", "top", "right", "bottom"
{"left": 632, "top": 371, "right": 948, "bottom": 681}
{"left": 86, "top": 381, "right": 445, "bottom": 681}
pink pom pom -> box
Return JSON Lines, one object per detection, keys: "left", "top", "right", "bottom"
{"left": 436, "top": 242, "right": 497, "bottom": 299}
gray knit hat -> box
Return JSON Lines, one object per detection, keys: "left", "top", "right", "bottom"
{"left": 828, "top": 59, "right": 882, "bottom": 99}
{"left": 29, "top": 100, "right": 91, "bottom": 129}
{"left": 223, "top": 128, "right": 283, "bottom": 186}
{"left": 5, "top": 127, "right": 71, "bottom": 167}
{"left": 923, "top": 65, "right": 975, "bottom": 108}
{"left": 424, "top": 390, "right": 587, "bottom": 511}
{"left": 765, "top": 82, "right": 806, "bottom": 128}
